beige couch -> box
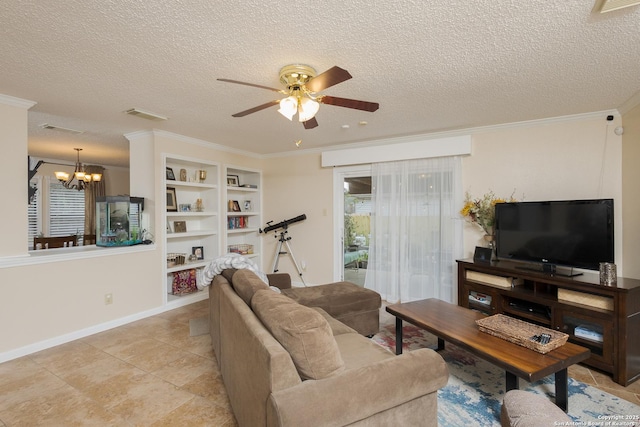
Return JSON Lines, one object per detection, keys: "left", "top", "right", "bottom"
{"left": 209, "top": 269, "right": 449, "bottom": 427}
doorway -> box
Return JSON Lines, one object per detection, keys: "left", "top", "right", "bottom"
{"left": 333, "top": 165, "right": 372, "bottom": 285}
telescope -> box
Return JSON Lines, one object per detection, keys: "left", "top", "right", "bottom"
{"left": 260, "top": 214, "right": 306, "bottom": 233}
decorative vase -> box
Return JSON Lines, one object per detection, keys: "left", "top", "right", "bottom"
{"left": 483, "top": 234, "right": 496, "bottom": 259}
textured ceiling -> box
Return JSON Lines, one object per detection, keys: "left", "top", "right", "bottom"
{"left": 2, "top": 1, "right": 640, "bottom": 167}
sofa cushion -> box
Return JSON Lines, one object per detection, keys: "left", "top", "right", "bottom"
{"left": 232, "top": 269, "right": 270, "bottom": 305}
{"left": 252, "top": 289, "right": 345, "bottom": 380}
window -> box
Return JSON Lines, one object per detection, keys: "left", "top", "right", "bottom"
{"left": 29, "top": 177, "right": 85, "bottom": 249}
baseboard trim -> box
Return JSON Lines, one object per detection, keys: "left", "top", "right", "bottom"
{"left": 0, "top": 305, "right": 169, "bottom": 364}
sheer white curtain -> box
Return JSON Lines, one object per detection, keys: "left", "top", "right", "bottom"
{"left": 364, "top": 156, "right": 463, "bottom": 303}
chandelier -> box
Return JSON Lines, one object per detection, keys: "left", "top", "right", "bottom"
{"left": 55, "top": 148, "right": 102, "bottom": 191}
{"left": 276, "top": 65, "right": 321, "bottom": 123}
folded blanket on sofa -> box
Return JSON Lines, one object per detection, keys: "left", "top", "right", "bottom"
{"left": 200, "top": 253, "right": 269, "bottom": 289}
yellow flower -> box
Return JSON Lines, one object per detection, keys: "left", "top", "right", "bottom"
{"left": 461, "top": 191, "right": 517, "bottom": 235}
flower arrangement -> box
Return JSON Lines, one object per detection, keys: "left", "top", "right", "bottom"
{"left": 460, "top": 191, "right": 516, "bottom": 235}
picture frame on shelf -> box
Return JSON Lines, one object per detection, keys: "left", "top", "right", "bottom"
{"left": 179, "top": 204, "right": 191, "bottom": 212}
{"left": 192, "top": 246, "right": 204, "bottom": 260}
{"left": 228, "top": 200, "right": 241, "bottom": 212}
{"left": 173, "top": 220, "right": 187, "bottom": 233}
{"left": 227, "top": 175, "right": 239, "bottom": 186}
{"left": 166, "top": 187, "right": 178, "bottom": 212}
{"left": 243, "top": 200, "right": 252, "bottom": 211}
{"left": 166, "top": 167, "right": 176, "bottom": 180}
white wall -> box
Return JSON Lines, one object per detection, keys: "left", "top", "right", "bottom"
{"left": 622, "top": 103, "right": 640, "bottom": 278}
{"left": 262, "top": 153, "right": 334, "bottom": 285}
{"left": 299, "top": 113, "right": 626, "bottom": 279}
{"left": 461, "top": 114, "right": 624, "bottom": 270}
{"left": 0, "top": 99, "right": 634, "bottom": 362}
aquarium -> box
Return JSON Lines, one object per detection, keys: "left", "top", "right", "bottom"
{"left": 96, "top": 196, "right": 144, "bottom": 247}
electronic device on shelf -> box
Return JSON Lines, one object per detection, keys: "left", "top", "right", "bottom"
{"left": 495, "top": 199, "right": 614, "bottom": 275}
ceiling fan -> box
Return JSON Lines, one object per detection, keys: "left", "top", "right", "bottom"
{"left": 218, "top": 64, "right": 379, "bottom": 129}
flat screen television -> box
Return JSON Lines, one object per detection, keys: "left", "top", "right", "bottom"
{"left": 494, "top": 199, "right": 614, "bottom": 274}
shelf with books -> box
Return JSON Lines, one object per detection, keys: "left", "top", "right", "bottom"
{"left": 164, "top": 154, "right": 220, "bottom": 305}
{"left": 224, "top": 165, "right": 262, "bottom": 269}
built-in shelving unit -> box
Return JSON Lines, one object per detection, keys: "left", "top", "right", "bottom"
{"left": 457, "top": 259, "right": 640, "bottom": 386}
{"left": 224, "top": 165, "right": 262, "bottom": 267}
{"left": 164, "top": 154, "right": 220, "bottom": 305}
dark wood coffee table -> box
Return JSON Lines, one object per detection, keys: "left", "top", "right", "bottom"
{"left": 386, "top": 298, "right": 590, "bottom": 412}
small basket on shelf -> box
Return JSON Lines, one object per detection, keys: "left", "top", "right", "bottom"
{"left": 167, "top": 253, "right": 186, "bottom": 267}
{"left": 227, "top": 244, "right": 254, "bottom": 255}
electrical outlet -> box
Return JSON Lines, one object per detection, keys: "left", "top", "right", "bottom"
{"left": 104, "top": 293, "right": 113, "bottom": 305}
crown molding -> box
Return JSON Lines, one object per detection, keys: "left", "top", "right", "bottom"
{"left": 618, "top": 90, "right": 640, "bottom": 115}
{"left": 0, "top": 94, "right": 37, "bottom": 109}
{"left": 125, "top": 129, "right": 263, "bottom": 159}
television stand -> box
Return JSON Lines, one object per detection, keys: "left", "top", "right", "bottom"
{"left": 514, "top": 263, "right": 583, "bottom": 278}
{"left": 457, "top": 259, "right": 640, "bottom": 386}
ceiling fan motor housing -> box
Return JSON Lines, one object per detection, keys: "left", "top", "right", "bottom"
{"left": 279, "top": 64, "right": 317, "bottom": 90}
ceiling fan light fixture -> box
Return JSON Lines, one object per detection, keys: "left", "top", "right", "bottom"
{"left": 298, "top": 96, "right": 320, "bottom": 122}
{"left": 593, "top": 0, "right": 640, "bottom": 12}
{"left": 278, "top": 96, "right": 297, "bottom": 120}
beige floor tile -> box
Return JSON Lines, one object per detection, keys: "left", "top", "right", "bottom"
{"left": 0, "top": 384, "right": 126, "bottom": 426}
{"left": 57, "top": 353, "right": 144, "bottom": 391}
{"left": 106, "top": 374, "right": 195, "bottom": 426}
{"left": 29, "top": 340, "right": 111, "bottom": 375}
{"left": 181, "top": 371, "right": 232, "bottom": 410}
{"left": 0, "top": 368, "right": 68, "bottom": 412}
{"left": 89, "top": 333, "right": 169, "bottom": 360}
{"left": 81, "top": 326, "right": 148, "bottom": 352}
{"left": 149, "top": 395, "right": 236, "bottom": 427}
{"left": 0, "top": 357, "right": 44, "bottom": 385}
{"left": 125, "top": 341, "right": 190, "bottom": 372}
{"left": 151, "top": 352, "right": 217, "bottom": 387}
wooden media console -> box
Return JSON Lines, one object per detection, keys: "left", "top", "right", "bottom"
{"left": 457, "top": 259, "right": 640, "bottom": 386}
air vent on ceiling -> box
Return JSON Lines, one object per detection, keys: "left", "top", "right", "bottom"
{"left": 594, "top": 0, "right": 640, "bottom": 13}
{"left": 125, "top": 108, "right": 168, "bottom": 121}
{"left": 39, "top": 123, "right": 84, "bottom": 134}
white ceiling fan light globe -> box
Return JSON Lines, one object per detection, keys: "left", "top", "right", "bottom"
{"left": 278, "top": 96, "right": 298, "bottom": 120}
{"left": 298, "top": 97, "right": 320, "bottom": 122}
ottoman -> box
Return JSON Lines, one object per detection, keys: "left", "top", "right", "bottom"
{"left": 501, "top": 390, "right": 571, "bottom": 427}
{"left": 282, "top": 281, "right": 381, "bottom": 336}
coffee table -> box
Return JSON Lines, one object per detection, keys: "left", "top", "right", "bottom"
{"left": 386, "top": 298, "right": 590, "bottom": 412}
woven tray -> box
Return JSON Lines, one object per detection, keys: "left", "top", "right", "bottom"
{"left": 476, "top": 314, "right": 568, "bottom": 354}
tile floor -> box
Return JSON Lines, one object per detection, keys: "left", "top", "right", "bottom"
{"left": 0, "top": 300, "right": 236, "bottom": 427}
{"left": 1, "top": 299, "right": 639, "bottom": 426}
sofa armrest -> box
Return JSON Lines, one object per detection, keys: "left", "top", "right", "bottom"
{"left": 267, "top": 348, "right": 448, "bottom": 426}
{"left": 267, "top": 273, "right": 292, "bottom": 290}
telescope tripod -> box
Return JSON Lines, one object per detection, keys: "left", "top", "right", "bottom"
{"left": 270, "top": 229, "right": 306, "bottom": 286}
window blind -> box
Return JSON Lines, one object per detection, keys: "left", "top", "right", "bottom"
{"left": 49, "top": 181, "right": 85, "bottom": 238}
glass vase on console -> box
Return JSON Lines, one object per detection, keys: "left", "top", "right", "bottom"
{"left": 483, "top": 234, "right": 496, "bottom": 260}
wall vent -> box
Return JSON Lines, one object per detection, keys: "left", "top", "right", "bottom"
{"left": 594, "top": 0, "right": 640, "bottom": 13}
{"left": 39, "top": 123, "right": 84, "bottom": 134}
{"left": 125, "top": 108, "right": 168, "bottom": 121}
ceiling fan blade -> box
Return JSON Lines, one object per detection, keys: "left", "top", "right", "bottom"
{"left": 303, "top": 117, "right": 318, "bottom": 129}
{"left": 217, "top": 78, "right": 284, "bottom": 93}
{"left": 318, "top": 95, "right": 379, "bottom": 112}
{"left": 231, "top": 100, "right": 280, "bottom": 117}
{"left": 305, "top": 66, "right": 352, "bottom": 93}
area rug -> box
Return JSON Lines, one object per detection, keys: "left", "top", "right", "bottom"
{"left": 372, "top": 323, "right": 640, "bottom": 426}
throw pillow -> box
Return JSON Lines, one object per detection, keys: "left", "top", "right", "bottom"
{"left": 231, "top": 269, "right": 270, "bottom": 305}
{"left": 251, "top": 289, "right": 345, "bottom": 380}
